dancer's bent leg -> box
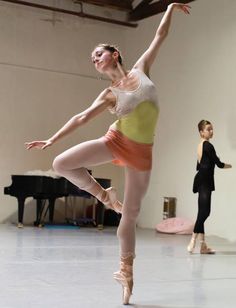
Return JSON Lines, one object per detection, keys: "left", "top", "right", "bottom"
{"left": 52, "top": 138, "right": 122, "bottom": 212}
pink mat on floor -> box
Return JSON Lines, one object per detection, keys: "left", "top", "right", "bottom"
{"left": 156, "top": 217, "right": 194, "bottom": 234}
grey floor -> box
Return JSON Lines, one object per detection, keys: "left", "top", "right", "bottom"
{"left": 0, "top": 224, "right": 236, "bottom": 308}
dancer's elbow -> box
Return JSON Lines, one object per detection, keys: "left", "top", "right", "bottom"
{"left": 73, "top": 114, "right": 88, "bottom": 126}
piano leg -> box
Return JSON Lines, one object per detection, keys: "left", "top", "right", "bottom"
{"left": 17, "top": 197, "right": 26, "bottom": 228}
{"left": 48, "top": 198, "right": 56, "bottom": 223}
{"left": 34, "top": 198, "right": 55, "bottom": 226}
{"left": 94, "top": 178, "right": 111, "bottom": 230}
{"left": 96, "top": 200, "right": 105, "bottom": 230}
{"left": 35, "top": 199, "right": 44, "bottom": 227}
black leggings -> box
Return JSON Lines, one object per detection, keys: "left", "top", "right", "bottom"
{"left": 193, "top": 187, "right": 212, "bottom": 234}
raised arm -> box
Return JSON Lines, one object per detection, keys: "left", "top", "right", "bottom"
{"left": 25, "top": 88, "right": 114, "bottom": 150}
{"left": 133, "top": 3, "right": 190, "bottom": 75}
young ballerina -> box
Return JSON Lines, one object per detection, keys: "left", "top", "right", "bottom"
{"left": 26, "top": 3, "right": 190, "bottom": 304}
{"left": 188, "top": 120, "right": 232, "bottom": 254}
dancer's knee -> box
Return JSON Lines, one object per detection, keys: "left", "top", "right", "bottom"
{"left": 52, "top": 155, "right": 66, "bottom": 175}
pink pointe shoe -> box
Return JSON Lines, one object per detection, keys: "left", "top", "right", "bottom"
{"left": 200, "top": 242, "right": 215, "bottom": 254}
{"left": 101, "top": 187, "right": 122, "bottom": 214}
{"left": 113, "top": 255, "right": 134, "bottom": 305}
{"left": 187, "top": 237, "right": 197, "bottom": 254}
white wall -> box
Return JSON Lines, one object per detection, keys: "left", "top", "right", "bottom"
{"left": 1, "top": 0, "right": 236, "bottom": 241}
{"left": 0, "top": 2, "right": 125, "bottom": 223}
{"left": 124, "top": 0, "right": 236, "bottom": 240}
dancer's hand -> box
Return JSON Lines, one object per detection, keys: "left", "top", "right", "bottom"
{"left": 168, "top": 3, "right": 191, "bottom": 14}
{"left": 25, "top": 139, "right": 53, "bottom": 150}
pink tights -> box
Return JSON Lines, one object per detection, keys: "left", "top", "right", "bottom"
{"left": 53, "top": 138, "right": 151, "bottom": 258}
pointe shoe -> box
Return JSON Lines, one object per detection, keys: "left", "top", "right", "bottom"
{"left": 88, "top": 182, "right": 122, "bottom": 214}
{"left": 113, "top": 256, "right": 134, "bottom": 305}
{"left": 200, "top": 242, "right": 215, "bottom": 254}
{"left": 187, "top": 237, "right": 197, "bottom": 253}
{"left": 113, "top": 270, "right": 133, "bottom": 305}
{"left": 102, "top": 187, "right": 122, "bottom": 214}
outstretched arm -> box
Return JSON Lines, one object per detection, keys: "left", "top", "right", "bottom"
{"left": 25, "top": 88, "right": 113, "bottom": 150}
{"left": 133, "top": 3, "right": 190, "bottom": 75}
{"left": 206, "top": 142, "right": 232, "bottom": 169}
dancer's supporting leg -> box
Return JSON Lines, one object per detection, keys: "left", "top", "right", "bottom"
{"left": 53, "top": 138, "right": 122, "bottom": 213}
{"left": 114, "top": 167, "right": 151, "bottom": 304}
{"left": 187, "top": 186, "right": 214, "bottom": 254}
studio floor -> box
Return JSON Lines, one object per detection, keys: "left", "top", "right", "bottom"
{"left": 0, "top": 224, "right": 236, "bottom": 308}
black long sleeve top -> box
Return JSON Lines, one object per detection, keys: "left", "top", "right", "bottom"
{"left": 193, "top": 141, "right": 225, "bottom": 193}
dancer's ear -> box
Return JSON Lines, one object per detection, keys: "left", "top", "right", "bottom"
{"left": 112, "top": 51, "right": 119, "bottom": 62}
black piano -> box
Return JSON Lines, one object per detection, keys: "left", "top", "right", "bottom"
{"left": 4, "top": 174, "right": 111, "bottom": 228}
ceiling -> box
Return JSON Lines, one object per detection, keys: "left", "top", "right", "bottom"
{"left": 79, "top": 0, "right": 196, "bottom": 21}
{"left": 77, "top": 0, "right": 134, "bottom": 12}
{"left": 1, "top": 0, "right": 196, "bottom": 27}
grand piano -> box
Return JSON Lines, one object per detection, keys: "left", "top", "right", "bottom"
{"left": 4, "top": 174, "right": 111, "bottom": 228}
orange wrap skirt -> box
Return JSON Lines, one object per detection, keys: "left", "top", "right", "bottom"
{"left": 102, "top": 129, "right": 153, "bottom": 171}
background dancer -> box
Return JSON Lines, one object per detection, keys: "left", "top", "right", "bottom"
{"left": 188, "top": 120, "right": 232, "bottom": 254}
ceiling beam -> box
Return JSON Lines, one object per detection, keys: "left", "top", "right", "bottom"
{"left": 129, "top": 0, "right": 196, "bottom": 21}
{"left": 75, "top": 0, "right": 133, "bottom": 12}
{"left": 133, "top": 0, "right": 155, "bottom": 11}
{"left": 1, "top": 0, "right": 137, "bottom": 27}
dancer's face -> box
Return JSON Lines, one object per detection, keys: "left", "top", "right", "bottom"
{"left": 200, "top": 124, "right": 214, "bottom": 140}
{"left": 91, "top": 47, "right": 118, "bottom": 73}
